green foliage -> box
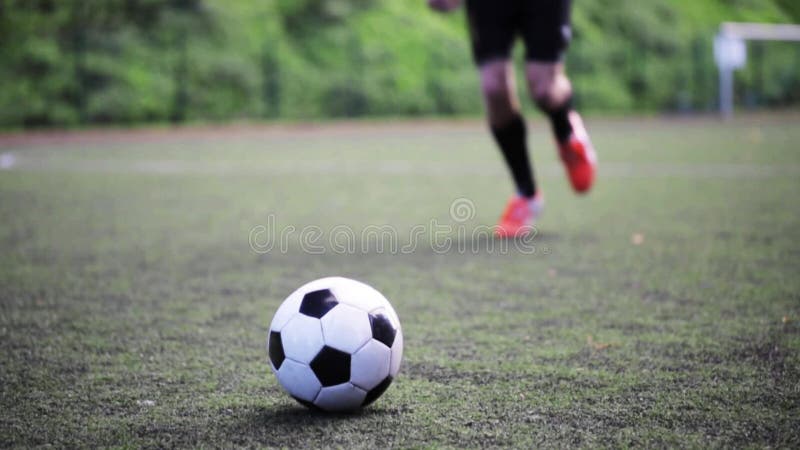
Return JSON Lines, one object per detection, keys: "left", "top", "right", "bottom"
{"left": 0, "top": 0, "right": 797, "bottom": 127}
{"left": 774, "top": 0, "right": 800, "bottom": 21}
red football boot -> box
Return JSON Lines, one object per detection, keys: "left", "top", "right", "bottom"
{"left": 494, "top": 192, "right": 544, "bottom": 239}
{"left": 558, "top": 111, "right": 597, "bottom": 193}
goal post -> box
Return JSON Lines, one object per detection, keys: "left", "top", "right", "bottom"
{"left": 714, "top": 22, "right": 800, "bottom": 118}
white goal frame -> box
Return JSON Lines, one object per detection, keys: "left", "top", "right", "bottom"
{"left": 715, "top": 22, "right": 800, "bottom": 118}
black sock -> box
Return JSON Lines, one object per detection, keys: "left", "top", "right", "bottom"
{"left": 541, "top": 96, "right": 573, "bottom": 144}
{"left": 490, "top": 115, "right": 536, "bottom": 198}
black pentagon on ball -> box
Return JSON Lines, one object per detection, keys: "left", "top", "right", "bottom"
{"left": 369, "top": 312, "right": 397, "bottom": 348}
{"left": 299, "top": 289, "right": 339, "bottom": 318}
{"left": 362, "top": 376, "right": 393, "bottom": 407}
{"left": 268, "top": 331, "right": 285, "bottom": 369}
{"left": 310, "top": 346, "right": 351, "bottom": 387}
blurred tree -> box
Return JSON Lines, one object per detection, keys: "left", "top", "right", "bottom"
{"left": 277, "top": 0, "right": 374, "bottom": 36}
{"left": 773, "top": 0, "right": 800, "bottom": 22}
{"left": 0, "top": 0, "right": 796, "bottom": 128}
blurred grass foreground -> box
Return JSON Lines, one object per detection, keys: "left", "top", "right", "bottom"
{"left": 0, "top": 0, "right": 799, "bottom": 128}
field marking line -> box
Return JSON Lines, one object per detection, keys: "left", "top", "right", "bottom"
{"left": 2, "top": 112, "right": 799, "bottom": 149}
{"left": 2, "top": 154, "right": 799, "bottom": 178}
{"left": 0, "top": 153, "right": 800, "bottom": 179}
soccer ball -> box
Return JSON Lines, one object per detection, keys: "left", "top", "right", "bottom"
{"left": 267, "top": 277, "right": 403, "bottom": 412}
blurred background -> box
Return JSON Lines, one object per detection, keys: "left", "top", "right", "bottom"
{"left": 0, "top": 0, "right": 798, "bottom": 129}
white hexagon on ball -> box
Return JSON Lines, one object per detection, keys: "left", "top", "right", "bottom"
{"left": 320, "top": 304, "right": 372, "bottom": 354}
{"left": 351, "top": 340, "right": 391, "bottom": 391}
{"left": 281, "top": 314, "right": 324, "bottom": 364}
{"left": 315, "top": 383, "right": 367, "bottom": 412}
{"left": 390, "top": 328, "right": 403, "bottom": 376}
{"left": 269, "top": 291, "right": 303, "bottom": 332}
{"left": 331, "top": 278, "right": 392, "bottom": 313}
{"left": 276, "top": 359, "right": 321, "bottom": 402}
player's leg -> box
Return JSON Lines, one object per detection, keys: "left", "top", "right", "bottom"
{"left": 480, "top": 61, "right": 544, "bottom": 237}
{"left": 521, "top": 0, "right": 596, "bottom": 193}
{"left": 480, "top": 60, "right": 536, "bottom": 199}
{"left": 466, "top": 0, "right": 543, "bottom": 237}
{"left": 526, "top": 62, "right": 573, "bottom": 144}
{"left": 527, "top": 62, "right": 596, "bottom": 193}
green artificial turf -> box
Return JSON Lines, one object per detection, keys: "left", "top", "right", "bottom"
{"left": 1, "top": 114, "right": 799, "bottom": 447}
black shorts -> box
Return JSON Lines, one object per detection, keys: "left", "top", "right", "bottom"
{"left": 466, "top": 0, "right": 572, "bottom": 65}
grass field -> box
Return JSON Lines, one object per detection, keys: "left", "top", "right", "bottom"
{"left": 1, "top": 114, "right": 799, "bottom": 447}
